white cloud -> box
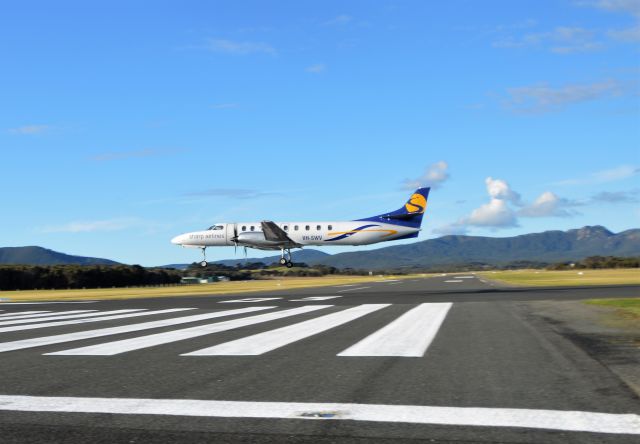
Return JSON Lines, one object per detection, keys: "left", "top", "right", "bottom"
{"left": 584, "top": 0, "right": 640, "bottom": 16}
{"left": 305, "top": 63, "right": 327, "bottom": 74}
{"left": 554, "top": 165, "right": 640, "bottom": 185}
{"left": 590, "top": 189, "right": 640, "bottom": 203}
{"left": 518, "top": 191, "right": 580, "bottom": 217}
{"left": 494, "top": 26, "right": 604, "bottom": 53}
{"left": 465, "top": 198, "right": 519, "bottom": 227}
{"left": 504, "top": 79, "right": 623, "bottom": 113}
{"left": 485, "top": 177, "right": 523, "bottom": 205}
{"left": 205, "top": 39, "right": 276, "bottom": 55}
{"left": 608, "top": 24, "right": 640, "bottom": 41}
{"left": 403, "top": 161, "right": 450, "bottom": 190}
{"left": 8, "top": 124, "right": 51, "bottom": 135}
{"left": 42, "top": 218, "right": 142, "bottom": 233}
{"left": 323, "top": 14, "right": 352, "bottom": 26}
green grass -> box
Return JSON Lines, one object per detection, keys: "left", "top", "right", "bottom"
{"left": 585, "top": 298, "right": 640, "bottom": 319}
{"left": 480, "top": 268, "right": 640, "bottom": 287}
{"left": 0, "top": 274, "right": 431, "bottom": 302}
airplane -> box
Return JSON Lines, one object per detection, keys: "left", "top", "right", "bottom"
{"left": 171, "top": 187, "right": 430, "bottom": 267}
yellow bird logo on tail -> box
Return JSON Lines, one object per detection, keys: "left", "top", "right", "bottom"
{"left": 405, "top": 193, "right": 427, "bottom": 214}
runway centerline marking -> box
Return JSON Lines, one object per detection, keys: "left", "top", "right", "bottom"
{"left": 184, "top": 304, "right": 389, "bottom": 356}
{"left": 444, "top": 280, "right": 463, "bottom": 283}
{"left": 454, "top": 276, "right": 475, "bottom": 279}
{"left": 290, "top": 296, "right": 341, "bottom": 301}
{"left": 337, "top": 286, "right": 371, "bottom": 293}
{"left": 338, "top": 303, "right": 452, "bottom": 357}
{"left": 47, "top": 306, "right": 330, "bottom": 356}
{"left": 0, "top": 395, "right": 637, "bottom": 435}
{"left": 219, "top": 298, "right": 282, "bottom": 303}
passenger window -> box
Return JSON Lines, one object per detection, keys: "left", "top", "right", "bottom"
{"left": 250, "top": 226, "right": 255, "bottom": 231}
{"left": 294, "top": 225, "right": 299, "bottom": 231}
{"left": 305, "top": 225, "right": 310, "bottom": 231}
{"left": 283, "top": 225, "right": 288, "bottom": 231}
{"left": 242, "top": 226, "right": 246, "bottom": 231}
{"left": 328, "top": 225, "right": 333, "bottom": 230}
{"left": 316, "top": 225, "right": 321, "bottom": 231}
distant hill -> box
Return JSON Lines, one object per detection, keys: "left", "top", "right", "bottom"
{"left": 0, "top": 246, "right": 119, "bottom": 266}
{"left": 306, "top": 226, "right": 640, "bottom": 269}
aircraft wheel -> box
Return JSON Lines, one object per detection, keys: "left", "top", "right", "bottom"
{"left": 286, "top": 261, "right": 293, "bottom": 268}
{"left": 279, "top": 258, "right": 287, "bottom": 265}
{"left": 200, "top": 261, "right": 208, "bottom": 267}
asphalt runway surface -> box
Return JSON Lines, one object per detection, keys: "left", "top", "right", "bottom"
{"left": 0, "top": 275, "right": 638, "bottom": 443}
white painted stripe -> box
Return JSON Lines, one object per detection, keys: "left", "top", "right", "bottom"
{"left": 0, "top": 307, "right": 268, "bottom": 352}
{"left": 337, "top": 287, "right": 371, "bottom": 293}
{"left": 454, "top": 276, "right": 475, "bottom": 279}
{"left": 0, "top": 301, "right": 97, "bottom": 305}
{"left": 0, "top": 309, "right": 145, "bottom": 328}
{"left": 338, "top": 303, "right": 452, "bottom": 357}
{"left": 48, "top": 306, "right": 330, "bottom": 356}
{"left": 0, "top": 311, "right": 50, "bottom": 318}
{"left": 219, "top": 298, "right": 282, "bottom": 303}
{"left": 444, "top": 280, "right": 462, "bottom": 283}
{"left": 334, "top": 284, "right": 356, "bottom": 287}
{"left": 186, "top": 304, "right": 389, "bottom": 356}
{"left": 290, "top": 296, "right": 341, "bottom": 301}
{"left": 0, "top": 308, "right": 192, "bottom": 335}
{"left": 0, "top": 310, "right": 99, "bottom": 325}
{"left": 0, "top": 395, "right": 637, "bottom": 435}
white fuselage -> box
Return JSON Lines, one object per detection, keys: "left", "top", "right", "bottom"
{"left": 171, "top": 221, "right": 419, "bottom": 250}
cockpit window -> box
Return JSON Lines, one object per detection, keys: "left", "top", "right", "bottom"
{"left": 208, "top": 225, "right": 224, "bottom": 231}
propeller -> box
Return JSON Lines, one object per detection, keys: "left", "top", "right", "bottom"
{"left": 231, "top": 224, "right": 239, "bottom": 255}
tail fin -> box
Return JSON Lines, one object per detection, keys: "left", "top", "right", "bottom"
{"left": 358, "top": 187, "right": 430, "bottom": 228}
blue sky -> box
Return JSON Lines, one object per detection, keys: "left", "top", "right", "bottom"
{"left": 1, "top": 0, "right": 639, "bottom": 265}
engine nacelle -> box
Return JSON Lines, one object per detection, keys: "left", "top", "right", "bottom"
{"left": 236, "top": 231, "right": 281, "bottom": 248}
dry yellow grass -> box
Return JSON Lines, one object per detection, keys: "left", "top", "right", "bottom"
{"left": 480, "top": 268, "right": 640, "bottom": 287}
{"left": 0, "top": 274, "right": 429, "bottom": 302}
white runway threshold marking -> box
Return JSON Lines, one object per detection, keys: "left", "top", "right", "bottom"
{"left": 47, "top": 306, "right": 330, "bottom": 356}
{"left": 0, "top": 309, "right": 171, "bottom": 334}
{"left": 0, "top": 311, "right": 50, "bottom": 318}
{"left": 0, "top": 308, "right": 239, "bottom": 352}
{"left": 184, "top": 304, "right": 389, "bottom": 356}
{"left": 290, "top": 296, "right": 341, "bottom": 301}
{"left": 338, "top": 303, "right": 452, "bottom": 357}
{"left": 0, "top": 395, "right": 637, "bottom": 435}
{"left": 0, "top": 310, "right": 108, "bottom": 326}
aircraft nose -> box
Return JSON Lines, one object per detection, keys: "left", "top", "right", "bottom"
{"left": 171, "top": 234, "right": 185, "bottom": 245}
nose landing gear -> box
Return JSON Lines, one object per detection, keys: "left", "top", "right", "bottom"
{"left": 200, "top": 247, "right": 208, "bottom": 267}
{"left": 279, "top": 248, "right": 293, "bottom": 268}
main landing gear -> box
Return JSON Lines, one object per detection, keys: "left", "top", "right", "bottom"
{"left": 279, "top": 248, "right": 294, "bottom": 268}
{"left": 200, "top": 247, "right": 208, "bottom": 267}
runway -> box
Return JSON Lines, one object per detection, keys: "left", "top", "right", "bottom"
{"left": 0, "top": 275, "right": 638, "bottom": 443}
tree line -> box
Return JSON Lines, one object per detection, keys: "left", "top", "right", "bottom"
{"left": 0, "top": 265, "right": 182, "bottom": 291}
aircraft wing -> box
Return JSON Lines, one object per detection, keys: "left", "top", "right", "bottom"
{"left": 261, "top": 221, "right": 300, "bottom": 247}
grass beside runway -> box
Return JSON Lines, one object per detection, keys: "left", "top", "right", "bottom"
{"left": 0, "top": 274, "right": 430, "bottom": 302}
{"left": 480, "top": 268, "right": 640, "bottom": 287}
{"left": 585, "top": 298, "right": 640, "bottom": 320}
